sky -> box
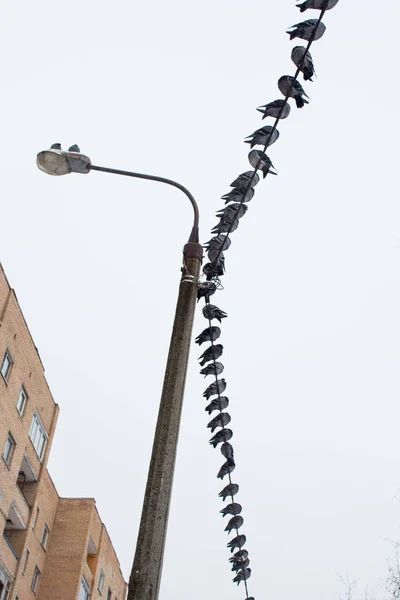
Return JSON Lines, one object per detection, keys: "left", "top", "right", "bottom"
{"left": 1, "top": 1, "right": 400, "bottom": 599}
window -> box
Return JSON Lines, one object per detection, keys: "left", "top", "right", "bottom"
{"left": 32, "top": 506, "right": 39, "bottom": 529}
{"left": 16, "top": 387, "right": 28, "bottom": 416}
{"left": 31, "top": 566, "right": 40, "bottom": 594}
{"left": 29, "top": 413, "right": 48, "bottom": 461}
{"left": 98, "top": 571, "right": 105, "bottom": 594}
{"left": 107, "top": 588, "right": 112, "bottom": 600}
{"left": 78, "top": 577, "right": 90, "bottom": 600}
{"left": 3, "top": 432, "right": 16, "bottom": 467}
{"left": 0, "top": 565, "right": 11, "bottom": 600}
{"left": 22, "top": 548, "right": 30, "bottom": 574}
{"left": 0, "top": 351, "right": 13, "bottom": 382}
{"left": 41, "top": 524, "right": 50, "bottom": 550}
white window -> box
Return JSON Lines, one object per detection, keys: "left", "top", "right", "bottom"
{"left": 98, "top": 570, "right": 105, "bottom": 594}
{"left": 3, "top": 432, "right": 16, "bottom": 467}
{"left": 0, "top": 565, "right": 11, "bottom": 600}
{"left": 33, "top": 506, "right": 40, "bottom": 529}
{"left": 31, "top": 566, "right": 40, "bottom": 594}
{"left": 1, "top": 351, "right": 13, "bottom": 382}
{"left": 17, "top": 386, "right": 28, "bottom": 416}
{"left": 78, "top": 577, "right": 90, "bottom": 600}
{"left": 41, "top": 524, "right": 50, "bottom": 550}
{"left": 106, "top": 588, "right": 112, "bottom": 600}
{"left": 22, "top": 548, "right": 30, "bottom": 574}
{"left": 29, "top": 412, "right": 48, "bottom": 461}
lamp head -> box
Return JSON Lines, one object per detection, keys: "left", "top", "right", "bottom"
{"left": 36, "top": 144, "right": 91, "bottom": 176}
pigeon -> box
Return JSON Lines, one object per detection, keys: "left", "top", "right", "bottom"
{"left": 195, "top": 326, "right": 221, "bottom": 345}
{"left": 197, "top": 281, "right": 217, "bottom": 302}
{"left": 200, "top": 361, "right": 224, "bottom": 377}
{"left": 221, "top": 188, "right": 254, "bottom": 205}
{"left": 212, "top": 215, "right": 240, "bottom": 235}
{"left": 204, "top": 234, "right": 231, "bottom": 263}
{"left": 219, "top": 482, "right": 239, "bottom": 501}
{"left": 297, "top": 0, "right": 339, "bottom": 11}
{"left": 216, "top": 203, "right": 248, "bottom": 221}
{"left": 210, "top": 428, "right": 233, "bottom": 448}
{"left": 278, "top": 75, "right": 310, "bottom": 108}
{"left": 203, "top": 260, "right": 226, "bottom": 280}
{"left": 207, "top": 412, "right": 231, "bottom": 433}
{"left": 225, "top": 515, "right": 244, "bottom": 534}
{"left": 205, "top": 396, "right": 229, "bottom": 415}
{"left": 217, "top": 458, "right": 235, "bottom": 479}
{"left": 230, "top": 171, "right": 260, "bottom": 189}
{"left": 203, "top": 378, "right": 227, "bottom": 400}
{"left": 229, "top": 549, "right": 249, "bottom": 562}
{"left": 198, "top": 344, "right": 223, "bottom": 367}
{"left": 202, "top": 304, "right": 227, "bottom": 322}
{"left": 227, "top": 534, "right": 246, "bottom": 553}
{"left": 257, "top": 99, "right": 291, "bottom": 120}
{"left": 245, "top": 126, "right": 279, "bottom": 149}
{"left": 287, "top": 19, "right": 326, "bottom": 41}
{"left": 231, "top": 558, "right": 250, "bottom": 572}
{"left": 221, "top": 441, "right": 234, "bottom": 459}
{"left": 233, "top": 568, "right": 251, "bottom": 585}
{"left": 68, "top": 144, "right": 80, "bottom": 152}
{"left": 50, "top": 142, "right": 62, "bottom": 150}
{"left": 291, "top": 46, "right": 315, "bottom": 81}
{"left": 220, "top": 502, "right": 242, "bottom": 517}
{"left": 248, "top": 150, "right": 277, "bottom": 178}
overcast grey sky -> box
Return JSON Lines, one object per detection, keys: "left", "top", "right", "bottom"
{"left": 1, "top": 1, "right": 400, "bottom": 599}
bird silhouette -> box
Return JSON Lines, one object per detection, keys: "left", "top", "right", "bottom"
{"left": 227, "top": 534, "right": 246, "bottom": 553}
{"left": 203, "top": 378, "right": 227, "bottom": 400}
{"left": 208, "top": 412, "right": 231, "bottom": 433}
{"left": 221, "top": 441, "right": 234, "bottom": 459}
{"left": 204, "top": 234, "right": 231, "bottom": 263}
{"left": 229, "top": 549, "right": 249, "bottom": 562}
{"left": 50, "top": 142, "right": 62, "bottom": 150}
{"left": 278, "top": 75, "right": 310, "bottom": 108}
{"left": 200, "top": 362, "right": 224, "bottom": 377}
{"left": 257, "top": 99, "right": 291, "bottom": 120}
{"left": 220, "top": 502, "right": 242, "bottom": 517}
{"left": 248, "top": 150, "right": 277, "bottom": 177}
{"left": 205, "top": 396, "right": 229, "bottom": 415}
{"left": 219, "top": 482, "right": 239, "bottom": 501}
{"left": 230, "top": 171, "right": 260, "bottom": 188}
{"left": 202, "top": 304, "right": 227, "bottom": 322}
{"left": 297, "top": 0, "right": 339, "bottom": 11}
{"left": 195, "top": 326, "right": 221, "bottom": 345}
{"left": 216, "top": 203, "right": 248, "bottom": 221}
{"left": 198, "top": 344, "right": 223, "bottom": 367}
{"left": 212, "top": 215, "right": 239, "bottom": 235}
{"left": 197, "top": 281, "right": 217, "bottom": 302}
{"left": 210, "top": 428, "right": 233, "bottom": 448}
{"left": 221, "top": 188, "right": 254, "bottom": 205}
{"left": 203, "top": 255, "right": 225, "bottom": 280}
{"left": 217, "top": 458, "right": 235, "bottom": 479}
{"left": 68, "top": 144, "right": 80, "bottom": 152}
{"left": 245, "top": 126, "right": 279, "bottom": 149}
{"left": 291, "top": 46, "right": 315, "bottom": 81}
{"left": 287, "top": 19, "right": 326, "bottom": 41}
{"left": 233, "top": 568, "right": 251, "bottom": 585}
{"left": 225, "top": 515, "right": 244, "bottom": 534}
{"left": 231, "top": 558, "right": 250, "bottom": 572}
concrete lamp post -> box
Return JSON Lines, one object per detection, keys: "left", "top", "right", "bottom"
{"left": 37, "top": 145, "right": 203, "bottom": 600}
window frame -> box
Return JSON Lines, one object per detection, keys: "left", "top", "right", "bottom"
{"left": 41, "top": 524, "right": 50, "bottom": 550}
{"left": 22, "top": 548, "right": 30, "bottom": 574}
{"left": 16, "top": 386, "right": 28, "bottom": 416}
{"left": 78, "top": 577, "right": 91, "bottom": 600}
{"left": 32, "top": 506, "right": 40, "bottom": 530}
{"left": 31, "top": 566, "right": 41, "bottom": 594}
{"left": 29, "top": 412, "right": 48, "bottom": 461}
{"left": 106, "top": 588, "right": 112, "bottom": 600}
{"left": 2, "top": 431, "right": 16, "bottom": 467}
{"left": 98, "top": 570, "right": 105, "bottom": 594}
{"left": 0, "top": 350, "right": 13, "bottom": 383}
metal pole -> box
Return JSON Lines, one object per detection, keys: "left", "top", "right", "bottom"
{"left": 128, "top": 241, "right": 202, "bottom": 600}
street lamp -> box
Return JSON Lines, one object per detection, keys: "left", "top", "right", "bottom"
{"left": 37, "top": 144, "right": 203, "bottom": 600}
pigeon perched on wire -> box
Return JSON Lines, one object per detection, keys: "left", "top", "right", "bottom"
{"left": 225, "top": 515, "right": 244, "bottom": 534}
{"left": 207, "top": 412, "right": 231, "bottom": 433}
{"left": 203, "top": 260, "right": 225, "bottom": 280}
{"left": 195, "top": 326, "right": 221, "bottom": 345}
{"left": 287, "top": 19, "right": 326, "bottom": 41}
{"left": 200, "top": 361, "right": 224, "bottom": 377}
{"left": 202, "top": 304, "right": 227, "bottom": 322}
{"left": 217, "top": 458, "right": 235, "bottom": 479}
{"left": 245, "top": 126, "right": 279, "bottom": 149}
{"left": 278, "top": 75, "right": 310, "bottom": 108}
{"left": 197, "top": 281, "right": 217, "bottom": 302}
{"left": 297, "top": 0, "right": 339, "bottom": 11}
{"left": 205, "top": 396, "right": 229, "bottom": 415}
{"left": 291, "top": 46, "right": 315, "bottom": 81}
{"left": 68, "top": 144, "right": 80, "bottom": 152}
{"left": 50, "top": 142, "right": 62, "bottom": 150}
{"left": 198, "top": 343, "right": 223, "bottom": 367}
{"left": 212, "top": 215, "right": 239, "bottom": 235}
{"left": 230, "top": 171, "right": 260, "bottom": 189}
{"left": 221, "top": 441, "right": 234, "bottom": 459}
{"left": 219, "top": 482, "right": 239, "bottom": 500}
{"left": 231, "top": 558, "right": 250, "bottom": 572}
{"left": 204, "top": 234, "right": 231, "bottom": 263}
{"left": 229, "top": 549, "right": 249, "bottom": 562}
{"left": 227, "top": 534, "right": 246, "bottom": 553}
{"left": 233, "top": 568, "right": 251, "bottom": 585}
{"left": 220, "top": 502, "right": 242, "bottom": 517}
{"left": 203, "top": 378, "right": 227, "bottom": 400}
{"left": 216, "top": 203, "right": 248, "bottom": 221}
{"left": 210, "top": 428, "right": 233, "bottom": 448}
{"left": 248, "top": 150, "right": 277, "bottom": 177}
{"left": 257, "top": 99, "right": 291, "bottom": 120}
{"left": 221, "top": 188, "right": 254, "bottom": 205}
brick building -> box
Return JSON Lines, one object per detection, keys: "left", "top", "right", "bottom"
{"left": 0, "top": 264, "right": 127, "bottom": 600}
